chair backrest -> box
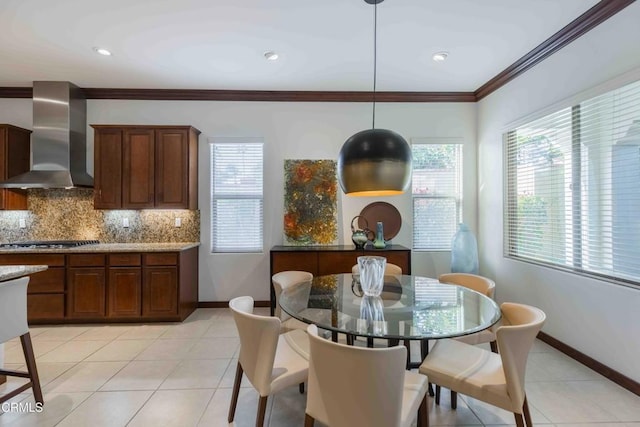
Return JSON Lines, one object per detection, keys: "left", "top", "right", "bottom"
{"left": 438, "top": 273, "right": 495, "bottom": 298}
{"left": 306, "top": 324, "right": 407, "bottom": 427}
{"left": 496, "top": 302, "right": 546, "bottom": 412}
{"left": 272, "top": 271, "right": 313, "bottom": 321}
{"left": 351, "top": 263, "right": 403, "bottom": 276}
{"left": 229, "top": 296, "right": 281, "bottom": 395}
{"left": 0, "top": 277, "right": 30, "bottom": 343}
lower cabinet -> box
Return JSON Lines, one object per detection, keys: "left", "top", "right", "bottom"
{"left": 143, "top": 266, "right": 178, "bottom": 317}
{"left": 67, "top": 268, "right": 106, "bottom": 319}
{"left": 108, "top": 267, "right": 142, "bottom": 318}
{"left": 0, "top": 247, "right": 198, "bottom": 324}
{"left": 269, "top": 245, "right": 411, "bottom": 315}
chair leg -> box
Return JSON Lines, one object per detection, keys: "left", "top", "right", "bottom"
{"left": 428, "top": 383, "right": 434, "bottom": 397}
{"left": 523, "top": 396, "right": 533, "bottom": 427}
{"left": 228, "top": 362, "right": 243, "bottom": 422}
{"left": 346, "top": 334, "right": 354, "bottom": 346}
{"left": 0, "top": 375, "right": 6, "bottom": 385}
{"left": 435, "top": 385, "right": 441, "bottom": 405}
{"left": 450, "top": 391, "right": 457, "bottom": 409}
{"left": 490, "top": 340, "right": 498, "bottom": 353}
{"left": 299, "top": 382, "right": 305, "bottom": 394}
{"left": 417, "top": 393, "right": 429, "bottom": 427}
{"left": 304, "top": 414, "right": 315, "bottom": 427}
{"left": 20, "top": 333, "right": 43, "bottom": 404}
{"left": 514, "top": 412, "right": 525, "bottom": 427}
{"left": 420, "top": 339, "right": 429, "bottom": 360}
{"left": 256, "top": 395, "right": 269, "bottom": 426}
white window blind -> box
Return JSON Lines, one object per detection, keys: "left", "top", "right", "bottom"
{"left": 412, "top": 141, "right": 463, "bottom": 250}
{"left": 210, "top": 140, "right": 263, "bottom": 253}
{"left": 505, "top": 79, "right": 640, "bottom": 286}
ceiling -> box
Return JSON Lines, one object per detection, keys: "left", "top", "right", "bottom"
{"left": 0, "top": 0, "right": 600, "bottom": 92}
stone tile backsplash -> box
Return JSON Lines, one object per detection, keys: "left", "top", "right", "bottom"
{"left": 0, "top": 189, "right": 199, "bottom": 243}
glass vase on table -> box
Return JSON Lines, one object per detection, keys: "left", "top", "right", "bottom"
{"left": 357, "top": 256, "right": 386, "bottom": 297}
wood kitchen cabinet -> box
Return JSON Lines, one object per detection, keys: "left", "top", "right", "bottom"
{"left": 0, "top": 247, "right": 198, "bottom": 324}
{"left": 143, "top": 253, "right": 178, "bottom": 318}
{"left": 0, "top": 124, "right": 31, "bottom": 210}
{"left": 107, "top": 254, "right": 142, "bottom": 318}
{"left": 0, "top": 254, "right": 66, "bottom": 321}
{"left": 269, "top": 245, "right": 411, "bottom": 315}
{"left": 92, "top": 125, "right": 199, "bottom": 210}
{"left": 66, "top": 255, "right": 107, "bottom": 319}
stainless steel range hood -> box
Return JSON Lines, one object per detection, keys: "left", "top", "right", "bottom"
{"left": 0, "top": 81, "right": 93, "bottom": 189}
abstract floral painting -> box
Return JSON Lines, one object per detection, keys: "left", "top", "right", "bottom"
{"left": 284, "top": 160, "right": 338, "bottom": 245}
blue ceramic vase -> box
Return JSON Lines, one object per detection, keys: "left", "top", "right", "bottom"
{"left": 451, "top": 223, "right": 479, "bottom": 274}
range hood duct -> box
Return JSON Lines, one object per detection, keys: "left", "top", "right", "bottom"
{"left": 0, "top": 81, "right": 93, "bottom": 189}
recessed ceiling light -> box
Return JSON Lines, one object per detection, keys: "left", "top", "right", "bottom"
{"left": 263, "top": 51, "right": 279, "bottom": 61}
{"left": 432, "top": 51, "right": 449, "bottom": 62}
{"left": 93, "top": 47, "right": 112, "bottom": 56}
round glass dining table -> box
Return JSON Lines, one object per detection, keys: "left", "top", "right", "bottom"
{"left": 279, "top": 274, "right": 501, "bottom": 342}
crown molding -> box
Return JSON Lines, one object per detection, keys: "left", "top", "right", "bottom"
{"left": 475, "top": 0, "right": 636, "bottom": 101}
{"left": 82, "top": 89, "right": 476, "bottom": 102}
{"left": 0, "top": 0, "right": 634, "bottom": 103}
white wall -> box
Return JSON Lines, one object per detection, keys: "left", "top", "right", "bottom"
{"left": 477, "top": 2, "right": 640, "bottom": 382}
{"left": 1, "top": 98, "right": 476, "bottom": 301}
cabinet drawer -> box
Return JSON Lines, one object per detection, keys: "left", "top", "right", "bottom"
{"left": 109, "top": 253, "right": 141, "bottom": 266}
{"left": 27, "top": 268, "right": 65, "bottom": 293}
{"left": 68, "top": 254, "right": 105, "bottom": 267}
{"left": 144, "top": 253, "right": 178, "bottom": 266}
{"left": 27, "top": 294, "right": 65, "bottom": 320}
{"left": 0, "top": 254, "right": 65, "bottom": 266}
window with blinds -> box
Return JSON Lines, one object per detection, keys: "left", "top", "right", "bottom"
{"left": 504, "top": 79, "right": 640, "bottom": 286}
{"left": 210, "top": 140, "right": 264, "bottom": 253}
{"left": 412, "top": 141, "right": 463, "bottom": 250}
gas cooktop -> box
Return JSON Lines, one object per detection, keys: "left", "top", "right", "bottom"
{"left": 0, "top": 240, "right": 100, "bottom": 249}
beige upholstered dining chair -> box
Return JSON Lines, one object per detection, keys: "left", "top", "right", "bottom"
{"left": 351, "top": 262, "right": 403, "bottom": 276}
{"left": 439, "top": 273, "right": 498, "bottom": 347}
{"left": 419, "top": 302, "right": 546, "bottom": 427}
{"left": 434, "top": 273, "right": 498, "bottom": 407}
{"left": 0, "top": 277, "right": 43, "bottom": 406}
{"left": 272, "top": 270, "right": 313, "bottom": 332}
{"left": 304, "top": 324, "right": 429, "bottom": 427}
{"left": 228, "top": 296, "right": 309, "bottom": 426}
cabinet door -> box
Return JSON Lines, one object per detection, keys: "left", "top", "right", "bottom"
{"left": 28, "top": 294, "right": 65, "bottom": 320}
{"left": 67, "top": 268, "right": 106, "bottom": 318}
{"left": 94, "top": 128, "right": 123, "bottom": 209}
{"left": 0, "top": 125, "right": 31, "bottom": 210}
{"left": 143, "top": 267, "right": 178, "bottom": 317}
{"left": 155, "top": 128, "right": 189, "bottom": 209}
{"left": 108, "top": 267, "right": 142, "bottom": 318}
{"left": 123, "top": 128, "right": 155, "bottom": 208}
{"left": 317, "top": 252, "right": 357, "bottom": 275}
{"left": 271, "top": 252, "right": 318, "bottom": 275}
{"left": 378, "top": 251, "right": 411, "bottom": 274}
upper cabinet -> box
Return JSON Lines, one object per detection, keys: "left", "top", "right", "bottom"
{"left": 0, "top": 124, "right": 31, "bottom": 210}
{"left": 92, "top": 125, "right": 200, "bottom": 210}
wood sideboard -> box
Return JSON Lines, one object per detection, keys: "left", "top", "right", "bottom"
{"left": 269, "top": 245, "right": 411, "bottom": 315}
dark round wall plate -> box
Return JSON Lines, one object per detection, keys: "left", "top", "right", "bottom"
{"left": 358, "top": 202, "right": 402, "bottom": 240}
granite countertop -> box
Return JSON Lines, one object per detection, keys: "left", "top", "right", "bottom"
{"left": 0, "top": 242, "right": 200, "bottom": 254}
{"left": 0, "top": 265, "right": 48, "bottom": 282}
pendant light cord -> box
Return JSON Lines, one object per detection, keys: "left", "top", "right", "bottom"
{"left": 372, "top": 1, "right": 378, "bottom": 129}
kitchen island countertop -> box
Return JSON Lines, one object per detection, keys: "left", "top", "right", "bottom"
{"left": 0, "top": 242, "right": 200, "bottom": 254}
{"left": 0, "top": 265, "right": 48, "bottom": 282}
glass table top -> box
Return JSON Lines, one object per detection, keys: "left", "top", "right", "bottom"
{"left": 279, "top": 274, "right": 501, "bottom": 340}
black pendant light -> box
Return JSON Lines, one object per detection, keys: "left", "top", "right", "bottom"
{"left": 337, "top": 0, "right": 412, "bottom": 197}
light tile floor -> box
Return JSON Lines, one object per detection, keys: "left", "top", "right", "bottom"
{"left": 1, "top": 308, "right": 639, "bottom": 426}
